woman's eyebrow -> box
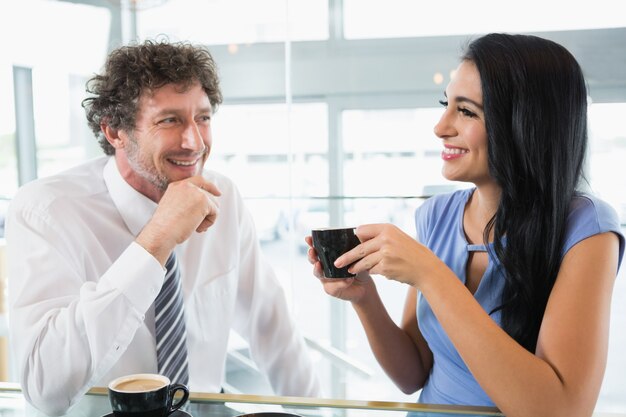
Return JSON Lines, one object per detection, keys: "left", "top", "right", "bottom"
{"left": 442, "top": 91, "right": 483, "bottom": 110}
{"left": 455, "top": 95, "right": 484, "bottom": 110}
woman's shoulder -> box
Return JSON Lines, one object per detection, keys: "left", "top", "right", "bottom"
{"left": 568, "top": 193, "right": 622, "bottom": 231}
{"left": 418, "top": 187, "right": 473, "bottom": 215}
{"left": 414, "top": 187, "right": 473, "bottom": 239}
{"left": 564, "top": 193, "right": 624, "bottom": 263}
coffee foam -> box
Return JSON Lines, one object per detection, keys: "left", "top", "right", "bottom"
{"left": 114, "top": 378, "right": 166, "bottom": 392}
{"left": 109, "top": 373, "right": 169, "bottom": 393}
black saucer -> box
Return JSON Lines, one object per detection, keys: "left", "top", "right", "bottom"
{"left": 235, "top": 413, "right": 303, "bottom": 417}
{"left": 102, "top": 411, "right": 192, "bottom": 417}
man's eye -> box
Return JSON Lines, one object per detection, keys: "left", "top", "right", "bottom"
{"left": 159, "top": 118, "right": 177, "bottom": 124}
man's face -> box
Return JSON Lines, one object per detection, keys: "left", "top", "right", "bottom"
{"left": 116, "top": 82, "right": 213, "bottom": 201}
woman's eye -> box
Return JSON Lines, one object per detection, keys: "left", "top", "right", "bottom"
{"left": 438, "top": 99, "right": 449, "bottom": 108}
{"left": 458, "top": 107, "right": 477, "bottom": 118}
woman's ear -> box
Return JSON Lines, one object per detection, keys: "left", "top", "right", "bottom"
{"left": 101, "top": 122, "right": 126, "bottom": 150}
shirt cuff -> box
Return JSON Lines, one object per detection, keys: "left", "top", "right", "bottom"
{"left": 100, "top": 241, "right": 164, "bottom": 312}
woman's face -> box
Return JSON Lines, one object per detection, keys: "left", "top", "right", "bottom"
{"left": 434, "top": 60, "right": 492, "bottom": 187}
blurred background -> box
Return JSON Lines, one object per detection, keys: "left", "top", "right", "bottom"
{"left": 0, "top": 0, "right": 625, "bottom": 413}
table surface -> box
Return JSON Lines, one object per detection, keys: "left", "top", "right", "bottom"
{"left": 1, "top": 383, "right": 624, "bottom": 417}
{"left": 0, "top": 382, "right": 504, "bottom": 417}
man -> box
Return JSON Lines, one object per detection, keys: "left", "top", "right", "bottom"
{"left": 6, "top": 40, "right": 320, "bottom": 416}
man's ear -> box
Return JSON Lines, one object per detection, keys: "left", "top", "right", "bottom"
{"left": 101, "top": 123, "right": 126, "bottom": 149}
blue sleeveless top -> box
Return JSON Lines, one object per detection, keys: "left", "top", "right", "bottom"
{"left": 414, "top": 188, "right": 624, "bottom": 406}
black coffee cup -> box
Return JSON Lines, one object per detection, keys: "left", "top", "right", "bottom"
{"left": 311, "top": 227, "right": 361, "bottom": 278}
{"left": 108, "top": 373, "right": 189, "bottom": 417}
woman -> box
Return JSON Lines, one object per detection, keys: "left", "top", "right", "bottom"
{"left": 306, "top": 33, "right": 624, "bottom": 417}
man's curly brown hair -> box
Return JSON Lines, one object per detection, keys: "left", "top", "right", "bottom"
{"left": 82, "top": 39, "right": 223, "bottom": 155}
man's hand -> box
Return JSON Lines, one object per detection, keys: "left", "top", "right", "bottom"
{"left": 136, "top": 176, "right": 221, "bottom": 265}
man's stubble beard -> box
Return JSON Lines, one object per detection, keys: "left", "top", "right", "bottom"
{"left": 125, "top": 132, "right": 170, "bottom": 193}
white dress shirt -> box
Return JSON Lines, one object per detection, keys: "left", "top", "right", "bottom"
{"left": 6, "top": 156, "right": 320, "bottom": 416}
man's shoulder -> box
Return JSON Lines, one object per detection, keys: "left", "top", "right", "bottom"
{"left": 202, "top": 169, "right": 239, "bottom": 197}
{"left": 11, "top": 157, "right": 109, "bottom": 212}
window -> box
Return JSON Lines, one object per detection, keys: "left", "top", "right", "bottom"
{"left": 211, "top": 102, "right": 329, "bottom": 198}
{"left": 587, "top": 102, "right": 626, "bottom": 411}
{"left": 0, "top": 65, "right": 18, "bottom": 201}
{"left": 3, "top": 0, "right": 626, "bottom": 412}
{"left": 1, "top": 0, "right": 111, "bottom": 180}
{"left": 342, "top": 108, "right": 464, "bottom": 198}
{"left": 344, "top": 0, "right": 626, "bottom": 40}
{"left": 137, "top": 0, "right": 329, "bottom": 44}
{"left": 588, "top": 102, "right": 626, "bottom": 225}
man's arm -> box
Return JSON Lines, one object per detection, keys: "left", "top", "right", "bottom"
{"left": 7, "top": 204, "right": 163, "bottom": 416}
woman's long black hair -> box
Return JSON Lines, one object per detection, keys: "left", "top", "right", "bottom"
{"left": 464, "top": 33, "right": 588, "bottom": 352}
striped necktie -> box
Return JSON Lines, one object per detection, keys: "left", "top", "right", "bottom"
{"left": 155, "top": 252, "right": 189, "bottom": 385}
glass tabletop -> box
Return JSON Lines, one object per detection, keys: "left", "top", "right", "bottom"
{"left": 0, "top": 383, "right": 503, "bottom": 417}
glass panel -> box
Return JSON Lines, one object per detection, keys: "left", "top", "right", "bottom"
{"left": 2, "top": 0, "right": 111, "bottom": 179}
{"left": 344, "top": 0, "right": 626, "bottom": 40}
{"left": 211, "top": 102, "right": 328, "bottom": 198}
{"left": 342, "top": 108, "right": 467, "bottom": 198}
{"left": 0, "top": 65, "right": 18, "bottom": 204}
{"left": 32, "top": 70, "right": 103, "bottom": 178}
{"left": 0, "top": 65, "right": 16, "bottom": 239}
{"left": 588, "top": 102, "right": 626, "bottom": 412}
{"left": 137, "top": 0, "right": 329, "bottom": 44}
{"left": 0, "top": 387, "right": 505, "bottom": 417}
{"left": 588, "top": 103, "right": 626, "bottom": 224}
{"left": 212, "top": 400, "right": 496, "bottom": 417}
{"left": 1, "top": 0, "right": 624, "bottom": 410}
{"left": 2, "top": 1, "right": 110, "bottom": 73}
{"left": 210, "top": 101, "right": 328, "bottom": 291}
{"left": 339, "top": 195, "right": 424, "bottom": 402}
{"left": 212, "top": 103, "right": 330, "bottom": 393}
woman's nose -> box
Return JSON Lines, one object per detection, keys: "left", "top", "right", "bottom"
{"left": 433, "top": 111, "right": 454, "bottom": 139}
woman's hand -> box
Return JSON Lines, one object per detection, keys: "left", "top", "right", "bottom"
{"left": 304, "top": 235, "right": 374, "bottom": 304}
{"left": 335, "top": 224, "right": 441, "bottom": 287}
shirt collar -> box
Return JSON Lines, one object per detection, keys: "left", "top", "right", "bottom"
{"left": 103, "top": 156, "right": 158, "bottom": 237}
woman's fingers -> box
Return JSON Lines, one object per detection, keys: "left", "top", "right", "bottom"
{"left": 304, "top": 236, "right": 326, "bottom": 278}
{"left": 348, "top": 251, "right": 383, "bottom": 275}
{"left": 335, "top": 232, "right": 381, "bottom": 269}
{"left": 355, "top": 223, "right": 385, "bottom": 241}
{"left": 320, "top": 277, "right": 355, "bottom": 296}
{"left": 334, "top": 223, "right": 408, "bottom": 276}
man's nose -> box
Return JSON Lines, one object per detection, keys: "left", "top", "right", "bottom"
{"left": 181, "top": 123, "right": 204, "bottom": 151}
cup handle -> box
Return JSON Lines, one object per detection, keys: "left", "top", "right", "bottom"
{"left": 167, "top": 383, "right": 190, "bottom": 414}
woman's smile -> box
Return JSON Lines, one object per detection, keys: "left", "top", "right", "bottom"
{"left": 441, "top": 145, "right": 469, "bottom": 161}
